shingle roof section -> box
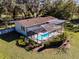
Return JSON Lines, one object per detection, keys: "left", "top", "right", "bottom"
{"left": 16, "top": 16, "right": 54, "bottom": 27}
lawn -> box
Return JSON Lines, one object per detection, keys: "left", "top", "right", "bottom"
{"left": 0, "top": 31, "right": 79, "bottom": 59}
{"left": 0, "top": 24, "right": 15, "bottom": 30}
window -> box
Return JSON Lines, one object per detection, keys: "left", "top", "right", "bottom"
{"left": 21, "top": 26, "right": 25, "bottom": 32}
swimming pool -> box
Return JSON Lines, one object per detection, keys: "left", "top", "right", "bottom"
{"left": 35, "top": 32, "right": 56, "bottom": 40}
{"left": 36, "top": 32, "right": 49, "bottom": 40}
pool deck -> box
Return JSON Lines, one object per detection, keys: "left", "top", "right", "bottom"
{"left": 29, "top": 32, "right": 63, "bottom": 44}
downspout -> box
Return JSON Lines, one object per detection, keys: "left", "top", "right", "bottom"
{"left": 37, "top": 33, "right": 38, "bottom": 43}
{"left": 25, "top": 27, "right": 29, "bottom": 42}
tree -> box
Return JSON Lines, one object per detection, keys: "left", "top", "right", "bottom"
{"left": 21, "top": 0, "right": 47, "bottom": 18}
{"left": 45, "top": 0, "right": 78, "bottom": 20}
{"left": 0, "top": 0, "right": 78, "bottom": 20}
{"left": 12, "top": 5, "right": 24, "bottom": 20}
{"left": 0, "top": 4, "right": 5, "bottom": 18}
{"left": 2, "top": 0, "right": 25, "bottom": 20}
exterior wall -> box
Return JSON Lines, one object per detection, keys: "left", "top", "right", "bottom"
{"left": 15, "top": 22, "right": 26, "bottom": 36}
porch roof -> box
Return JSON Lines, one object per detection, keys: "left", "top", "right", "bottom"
{"left": 30, "top": 23, "right": 62, "bottom": 34}
{"left": 48, "top": 18, "right": 65, "bottom": 25}
{"left": 33, "top": 27, "right": 46, "bottom": 33}
{"left": 41, "top": 24, "right": 62, "bottom": 32}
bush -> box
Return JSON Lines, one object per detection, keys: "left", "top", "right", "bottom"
{"left": 20, "top": 36, "right": 25, "bottom": 39}
{"left": 44, "top": 33, "right": 67, "bottom": 48}
{"left": 72, "top": 25, "right": 79, "bottom": 32}
{"left": 64, "top": 22, "right": 74, "bottom": 30}
{"left": 25, "top": 44, "right": 33, "bottom": 51}
{"left": 65, "top": 22, "right": 79, "bottom": 32}
{"left": 18, "top": 39, "right": 26, "bottom": 45}
{"left": 29, "top": 39, "right": 39, "bottom": 46}
{"left": 16, "top": 36, "right": 28, "bottom": 47}
{"left": 24, "top": 39, "right": 40, "bottom": 51}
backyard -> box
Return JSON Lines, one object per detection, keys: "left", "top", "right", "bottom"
{"left": 0, "top": 31, "right": 79, "bottom": 59}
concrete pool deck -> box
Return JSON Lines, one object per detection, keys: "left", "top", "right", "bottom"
{"left": 29, "top": 32, "right": 62, "bottom": 44}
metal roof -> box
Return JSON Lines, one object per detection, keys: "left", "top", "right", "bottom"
{"left": 41, "top": 24, "right": 62, "bottom": 32}
{"left": 48, "top": 18, "right": 65, "bottom": 25}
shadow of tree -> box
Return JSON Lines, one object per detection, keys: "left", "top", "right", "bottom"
{"left": 70, "top": 19, "right": 79, "bottom": 24}
{"left": 0, "top": 31, "right": 23, "bottom": 42}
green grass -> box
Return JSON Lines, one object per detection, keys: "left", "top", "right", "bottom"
{"left": 0, "top": 31, "right": 79, "bottom": 59}
{"left": 0, "top": 24, "right": 15, "bottom": 30}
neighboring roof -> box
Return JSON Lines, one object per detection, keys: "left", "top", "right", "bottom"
{"left": 16, "top": 16, "right": 54, "bottom": 27}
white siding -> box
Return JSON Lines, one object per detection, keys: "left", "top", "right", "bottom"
{"left": 15, "top": 22, "right": 26, "bottom": 36}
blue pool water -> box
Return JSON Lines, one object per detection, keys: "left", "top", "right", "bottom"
{"left": 37, "top": 32, "right": 49, "bottom": 40}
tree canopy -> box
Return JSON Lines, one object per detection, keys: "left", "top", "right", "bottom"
{"left": 0, "top": 0, "right": 78, "bottom": 20}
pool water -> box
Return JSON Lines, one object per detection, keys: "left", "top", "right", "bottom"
{"left": 37, "top": 32, "right": 49, "bottom": 40}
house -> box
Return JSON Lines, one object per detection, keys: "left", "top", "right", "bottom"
{"left": 15, "top": 16, "right": 65, "bottom": 43}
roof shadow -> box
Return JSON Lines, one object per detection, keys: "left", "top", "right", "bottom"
{"left": 0, "top": 31, "right": 23, "bottom": 42}
{"left": 70, "top": 19, "right": 79, "bottom": 24}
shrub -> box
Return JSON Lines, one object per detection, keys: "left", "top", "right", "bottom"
{"left": 64, "top": 22, "right": 74, "bottom": 30}
{"left": 44, "top": 33, "right": 67, "bottom": 48}
{"left": 18, "top": 39, "right": 26, "bottom": 45}
{"left": 24, "top": 39, "right": 40, "bottom": 51}
{"left": 29, "top": 39, "right": 39, "bottom": 46}
{"left": 72, "top": 25, "right": 79, "bottom": 32}
{"left": 16, "top": 36, "right": 28, "bottom": 47}
{"left": 25, "top": 44, "right": 33, "bottom": 51}
{"left": 65, "top": 22, "right": 79, "bottom": 32}
{"left": 20, "top": 36, "right": 25, "bottom": 39}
